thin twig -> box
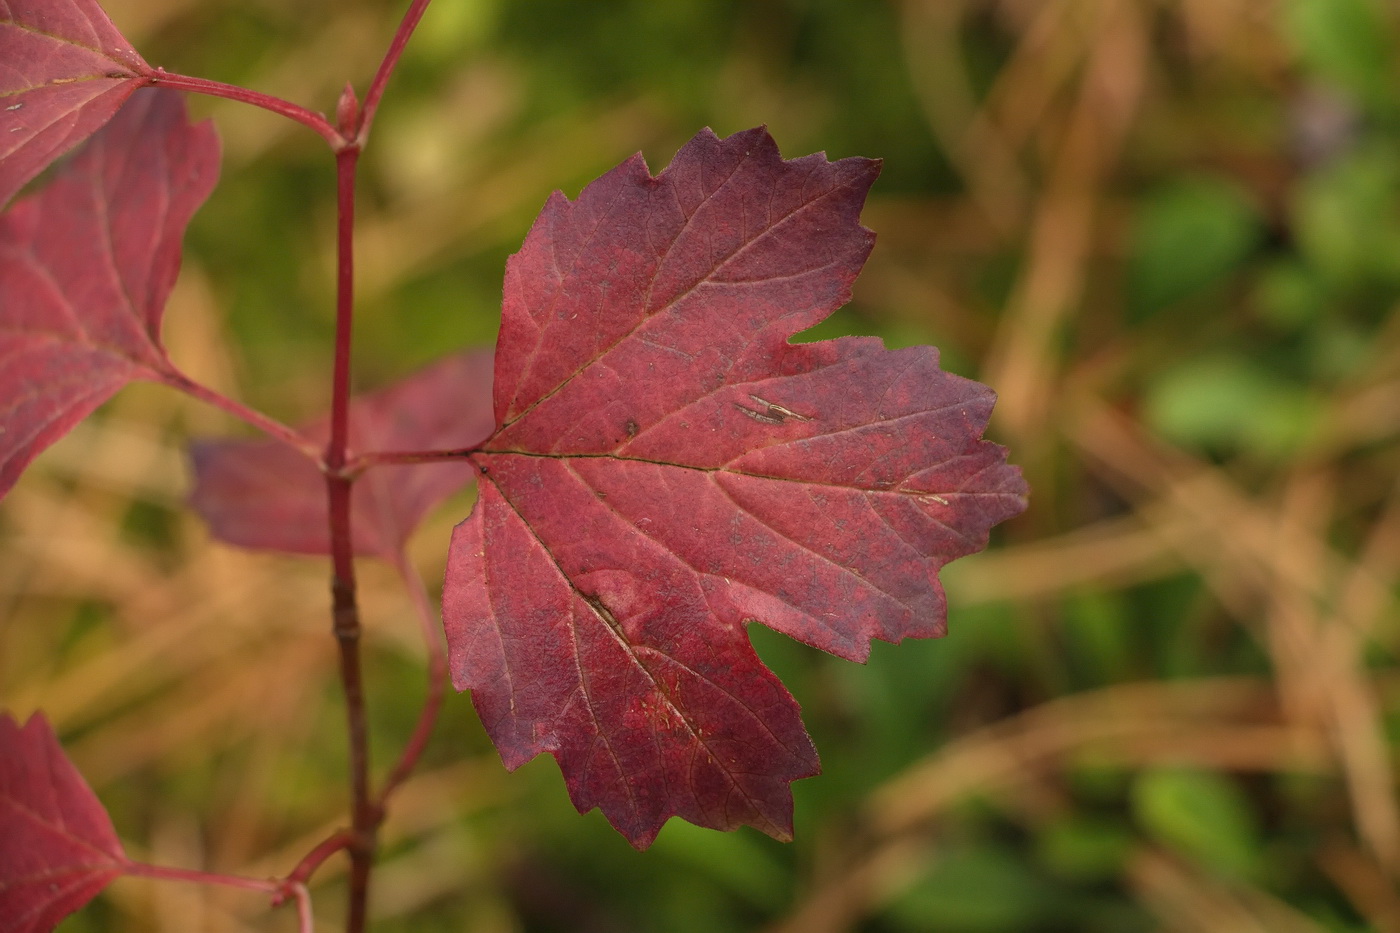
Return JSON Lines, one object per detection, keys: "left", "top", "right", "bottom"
{"left": 284, "top": 829, "right": 357, "bottom": 886}
{"left": 356, "top": 0, "right": 436, "bottom": 145}
{"left": 378, "top": 553, "right": 449, "bottom": 806}
{"left": 290, "top": 882, "right": 316, "bottom": 933}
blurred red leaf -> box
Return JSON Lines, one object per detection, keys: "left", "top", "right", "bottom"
{"left": 0, "top": 712, "right": 128, "bottom": 933}
{"left": 0, "top": 0, "right": 153, "bottom": 208}
{"left": 0, "top": 88, "right": 219, "bottom": 499}
{"left": 443, "top": 127, "right": 1028, "bottom": 848}
{"left": 190, "top": 349, "right": 495, "bottom": 559}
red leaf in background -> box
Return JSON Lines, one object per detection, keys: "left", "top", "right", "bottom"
{"left": 0, "top": 712, "right": 129, "bottom": 933}
{"left": 0, "top": 88, "right": 219, "bottom": 499}
{"left": 190, "top": 349, "right": 495, "bottom": 559}
{"left": 0, "top": 0, "right": 153, "bottom": 208}
{"left": 443, "top": 127, "right": 1028, "bottom": 847}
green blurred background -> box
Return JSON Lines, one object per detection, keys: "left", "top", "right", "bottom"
{"left": 3, "top": 0, "right": 1400, "bottom": 930}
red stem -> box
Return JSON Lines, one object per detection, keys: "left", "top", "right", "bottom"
{"left": 378, "top": 554, "right": 448, "bottom": 806}
{"left": 330, "top": 555, "right": 374, "bottom": 933}
{"left": 122, "top": 862, "right": 316, "bottom": 933}
{"left": 147, "top": 70, "right": 346, "bottom": 149}
{"left": 328, "top": 148, "right": 360, "bottom": 469}
{"left": 285, "top": 830, "right": 357, "bottom": 886}
{"left": 123, "top": 861, "right": 278, "bottom": 893}
{"left": 161, "top": 369, "right": 322, "bottom": 460}
{"left": 289, "top": 882, "right": 315, "bottom": 933}
{"left": 355, "top": 0, "right": 437, "bottom": 144}
{"left": 346, "top": 446, "right": 480, "bottom": 474}
{"left": 152, "top": 7, "right": 445, "bottom": 928}
{"left": 325, "top": 143, "right": 376, "bottom": 933}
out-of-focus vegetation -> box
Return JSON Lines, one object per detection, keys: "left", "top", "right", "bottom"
{"left": 3, "top": 0, "right": 1400, "bottom": 930}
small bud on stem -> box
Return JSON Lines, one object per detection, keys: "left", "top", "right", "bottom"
{"left": 336, "top": 82, "right": 360, "bottom": 138}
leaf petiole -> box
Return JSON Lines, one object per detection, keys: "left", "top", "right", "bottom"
{"left": 147, "top": 69, "right": 346, "bottom": 149}
{"left": 122, "top": 862, "right": 315, "bottom": 933}
{"left": 161, "top": 370, "right": 323, "bottom": 461}
{"left": 343, "top": 446, "right": 478, "bottom": 476}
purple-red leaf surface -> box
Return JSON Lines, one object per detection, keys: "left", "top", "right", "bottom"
{"left": 0, "top": 88, "right": 219, "bottom": 499}
{"left": 190, "top": 349, "right": 495, "bottom": 559}
{"left": 0, "top": 0, "right": 153, "bottom": 208}
{"left": 443, "top": 127, "right": 1029, "bottom": 848}
{"left": 0, "top": 712, "right": 128, "bottom": 933}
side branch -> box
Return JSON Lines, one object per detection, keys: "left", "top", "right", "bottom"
{"left": 356, "top": 0, "right": 436, "bottom": 144}
{"left": 378, "top": 553, "right": 448, "bottom": 806}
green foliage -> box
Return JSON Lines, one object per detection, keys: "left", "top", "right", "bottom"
{"left": 1283, "top": 0, "right": 1398, "bottom": 109}
{"left": 1036, "top": 815, "right": 1135, "bottom": 882}
{"left": 1145, "top": 354, "right": 1321, "bottom": 458}
{"left": 882, "top": 844, "right": 1064, "bottom": 932}
{"left": 1133, "top": 768, "right": 1263, "bottom": 878}
{"left": 1128, "top": 177, "right": 1262, "bottom": 320}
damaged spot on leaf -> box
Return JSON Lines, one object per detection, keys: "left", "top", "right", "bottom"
{"left": 734, "top": 394, "right": 812, "bottom": 426}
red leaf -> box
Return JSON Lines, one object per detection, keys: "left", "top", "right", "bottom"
{"left": 0, "top": 712, "right": 128, "bottom": 933}
{"left": 0, "top": 0, "right": 153, "bottom": 208}
{"left": 443, "top": 127, "right": 1028, "bottom": 847}
{"left": 190, "top": 349, "right": 495, "bottom": 559}
{"left": 0, "top": 88, "right": 219, "bottom": 499}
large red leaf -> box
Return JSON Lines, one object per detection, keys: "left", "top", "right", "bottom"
{"left": 443, "top": 127, "right": 1029, "bottom": 847}
{"left": 0, "top": 712, "right": 129, "bottom": 933}
{"left": 0, "top": 0, "right": 153, "bottom": 208}
{"left": 189, "top": 349, "right": 495, "bottom": 559}
{"left": 0, "top": 88, "right": 220, "bottom": 499}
